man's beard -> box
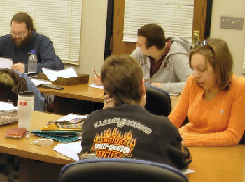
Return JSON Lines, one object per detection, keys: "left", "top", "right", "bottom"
{"left": 11, "top": 32, "right": 32, "bottom": 48}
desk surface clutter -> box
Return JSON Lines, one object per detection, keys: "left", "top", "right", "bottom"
{"left": 38, "top": 78, "right": 180, "bottom": 111}
{"left": 0, "top": 109, "right": 245, "bottom": 182}
{"left": 38, "top": 78, "right": 105, "bottom": 103}
{"left": 0, "top": 111, "right": 73, "bottom": 164}
{"left": 0, "top": 101, "right": 18, "bottom": 126}
{"left": 31, "top": 113, "right": 87, "bottom": 142}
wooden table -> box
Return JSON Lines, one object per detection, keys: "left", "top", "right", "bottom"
{"left": 1, "top": 111, "right": 245, "bottom": 182}
{"left": 38, "top": 79, "right": 104, "bottom": 103}
{"left": 38, "top": 80, "right": 179, "bottom": 107}
{"left": 187, "top": 146, "right": 245, "bottom": 182}
{"left": 38, "top": 79, "right": 105, "bottom": 114}
{"left": 0, "top": 111, "right": 73, "bottom": 182}
{"left": 170, "top": 95, "right": 179, "bottom": 110}
{"left": 38, "top": 79, "right": 180, "bottom": 112}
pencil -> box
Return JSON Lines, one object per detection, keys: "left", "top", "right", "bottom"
{"left": 92, "top": 68, "right": 99, "bottom": 78}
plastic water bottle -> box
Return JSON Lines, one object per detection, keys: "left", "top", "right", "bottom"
{"left": 28, "top": 50, "right": 38, "bottom": 74}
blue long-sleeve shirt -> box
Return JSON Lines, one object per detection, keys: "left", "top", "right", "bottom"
{"left": 0, "top": 31, "right": 62, "bottom": 73}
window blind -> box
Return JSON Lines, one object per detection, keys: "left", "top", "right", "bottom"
{"left": 123, "top": 0, "right": 194, "bottom": 43}
{"left": 0, "top": 0, "right": 82, "bottom": 65}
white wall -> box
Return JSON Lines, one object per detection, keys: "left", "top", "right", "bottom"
{"left": 78, "top": 1, "right": 245, "bottom": 77}
{"left": 78, "top": 0, "right": 108, "bottom": 76}
{"left": 210, "top": 0, "right": 245, "bottom": 76}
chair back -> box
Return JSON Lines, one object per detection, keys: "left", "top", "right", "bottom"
{"left": 145, "top": 85, "right": 171, "bottom": 116}
{"left": 58, "top": 158, "right": 188, "bottom": 182}
{"left": 239, "top": 131, "right": 245, "bottom": 144}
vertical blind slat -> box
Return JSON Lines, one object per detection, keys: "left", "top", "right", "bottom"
{"left": 123, "top": 0, "right": 194, "bottom": 43}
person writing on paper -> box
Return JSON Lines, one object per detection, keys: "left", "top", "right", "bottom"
{"left": 92, "top": 69, "right": 102, "bottom": 86}
{"left": 79, "top": 55, "right": 191, "bottom": 169}
{"left": 93, "top": 24, "right": 193, "bottom": 94}
{"left": 0, "top": 12, "right": 63, "bottom": 73}
{"left": 168, "top": 38, "right": 245, "bottom": 146}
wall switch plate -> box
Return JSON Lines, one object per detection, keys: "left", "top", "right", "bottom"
{"left": 192, "top": 31, "right": 199, "bottom": 46}
{"left": 220, "top": 16, "right": 244, "bottom": 30}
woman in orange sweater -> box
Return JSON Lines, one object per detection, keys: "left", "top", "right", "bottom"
{"left": 168, "top": 38, "right": 245, "bottom": 146}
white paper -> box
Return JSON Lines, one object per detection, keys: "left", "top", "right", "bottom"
{"left": 57, "top": 113, "right": 88, "bottom": 122}
{"left": 30, "top": 78, "right": 52, "bottom": 86}
{"left": 0, "top": 101, "right": 18, "bottom": 111}
{"left": 0, "top": 58, "right": 13, "bottom": 69}
{"left": 53, "top": 141, "right": 82, "bottom": 161}
{"left": 42, "top": 67, "right": 78, "bottom": 82}
{"left": 53, "top": 114, "right": 87, "bottom": 160}
{"left": 89, "top": 84, "right": 104, "bottom": 89}
{"left": 169, "top": 93, "right": 180, "bottom": 96}
{"left": 181, "top": 168, "right": 195, "bottom": 174}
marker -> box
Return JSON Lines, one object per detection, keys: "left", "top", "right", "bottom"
{"left": 92, "top": 69, "right": 99, "bottom": 78}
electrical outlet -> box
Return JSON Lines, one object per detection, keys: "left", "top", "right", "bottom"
{"left": 220, "top": 16, "right": 244, "bottom": 30}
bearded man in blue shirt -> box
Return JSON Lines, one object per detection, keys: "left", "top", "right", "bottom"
{"left": 0, "top": 12, "right": 63, "bottom": 73}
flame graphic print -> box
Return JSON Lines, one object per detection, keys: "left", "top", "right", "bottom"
{"left": 91, "top": 128, "right": 136, "bottom": 158}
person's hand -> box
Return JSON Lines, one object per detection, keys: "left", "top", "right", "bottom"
{"left": 93, "top": 73, "right": 102, "bottom": 86}
{"left": 103, "top": 94, "right": 115, "bottom": 109}
{"left": 140, "top": 94, "right": 146, "bottom": 107}
{"left": 11, "top": 63, "right": 25, "bottom": 73}
{"left": 151, "top": 82, "right": 162, "bottom": 89}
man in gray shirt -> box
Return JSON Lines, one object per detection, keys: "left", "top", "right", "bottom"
{"left": 131, "top": 23, "right": 193, "bottom": 94}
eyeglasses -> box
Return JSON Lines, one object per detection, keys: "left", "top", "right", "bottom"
{"left": 196, "top": 40, "right": 208, "bottom": 46}
{"left": 195, "top": 40, "right": 214, "bottom": 54}
{"left": 10, "top": 30, "right": 27, "bottom": 37}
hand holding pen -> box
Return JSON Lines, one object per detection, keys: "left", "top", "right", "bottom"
{"left": 92, "top": 69, "right": 102, "bottom": 86}
{"left": 92, "top": 68, "right": 99, "bottom": 78}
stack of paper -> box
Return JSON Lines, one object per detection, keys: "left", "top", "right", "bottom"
{"left": 89, "top": 84, "right": 104, "bottom": 89}
{"left": 42, "top": 67, "right": 78, "bottom": 82}
{"left": 0, "top": 58, "right": 13, "bottom": 69}
{"left": 0, "top": 101, "right": 17, "bottom": 111}
{"left": 30, "top": 78, "right": 52, "bottom": 86}
{"left": 53, "top": 141, "right": 82, "bottom": 161}
{"left": 56, "top": 113, "right": 88, "bottom": 122}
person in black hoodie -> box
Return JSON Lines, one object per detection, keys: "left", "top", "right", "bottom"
{"left": 79, "top": 55, "right": 191, "bottom": 169}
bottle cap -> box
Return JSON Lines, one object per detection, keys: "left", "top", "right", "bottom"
{"left": 18, "top": 91, "right": 35, "bottom": 97}
{"left": 31, "top": 50, "right": 36, "bottom": 54}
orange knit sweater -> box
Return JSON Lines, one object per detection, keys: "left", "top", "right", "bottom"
{"left": 168, "top": 74, "right": 245, "bottom": 146}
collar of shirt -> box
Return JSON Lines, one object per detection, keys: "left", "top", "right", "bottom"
{"left": 149, "top": 40, "right": 173, "bottom": 78}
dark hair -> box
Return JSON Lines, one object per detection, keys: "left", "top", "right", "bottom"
{"left": 137, "top": 23, "right": 166, "bottom": 50}
{"left": 189, "top": 38, "right": 233, "bottom": 90}
{"left": 11, "top": 12, "right": 36, "bottom": 32}
{"left": 101, "top": 55, "right": 143, "bottom": 105}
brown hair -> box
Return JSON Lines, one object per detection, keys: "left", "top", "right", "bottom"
{"left": 137, "top": 23, "right": 166, "bottom": 50}
{"left": 189, "top": 38, "right": 233, "bottom": 90}
{"left": 11, "top": 12, "right": 36, "bottom": 32}
{"left": 101, "top": 55, "right": 143, "bottom": 105}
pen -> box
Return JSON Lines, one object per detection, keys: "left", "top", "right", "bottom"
{"left": 92, "top": 69, "right": 99, "bottom": 78}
